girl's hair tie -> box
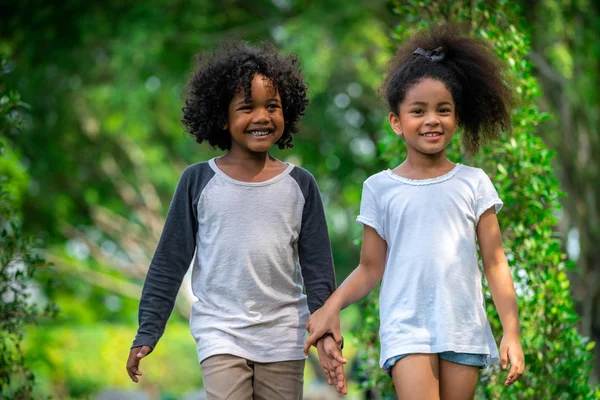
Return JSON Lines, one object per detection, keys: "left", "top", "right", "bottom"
{"left": 413, "top": 46, "right": 446, "bottom": 62}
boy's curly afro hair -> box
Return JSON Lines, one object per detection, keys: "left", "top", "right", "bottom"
{"left": 182, "top": 41, "right": 308, "bottom": 150}
{"left": 382, "top": 24, "right": 515, "bottom": 154}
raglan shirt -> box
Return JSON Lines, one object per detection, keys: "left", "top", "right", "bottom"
{"left": 356, "top": 164, "right": 502, "bottom": 369}
{"left": 132, "top": 158, "right": 336, "bottom": 363}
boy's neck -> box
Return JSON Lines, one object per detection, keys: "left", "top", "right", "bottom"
{"left": 216, "top": 150, "right": 287, "bottom": 183}
{"left": 219, "top": 149, "right": 279, "bottom": 167}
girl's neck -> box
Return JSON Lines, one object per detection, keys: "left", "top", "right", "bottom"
{"left": 393, "top": 150, "right": 455, "bottom": 180}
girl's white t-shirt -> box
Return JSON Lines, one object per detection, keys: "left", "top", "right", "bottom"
{"left": 357, "top": 164, "right": 502, "bottom": 368}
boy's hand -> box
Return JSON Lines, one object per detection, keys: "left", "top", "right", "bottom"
{"left": 304, "top": 303, "right": 342, "bottom": 355}
{"left": 316, "top": 336, "right": 347, "bottom": 395}
{"left": 499, "top": 335, "right": 524, "bottom": 386}
{"left": 126, "top": 345, "right": 152, "bottom": 383}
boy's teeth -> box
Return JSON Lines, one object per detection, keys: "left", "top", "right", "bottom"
{"left": 248, "top": 130, "right": 270, "bottom": 136}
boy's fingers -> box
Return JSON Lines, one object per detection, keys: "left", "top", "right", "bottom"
{"left": 127, "top": 367, "right": 140, "bottom": 383}
{"left": 335, "top": 365, "right": 347, "bottom": 394}
{"left": 322, "top": 367, "right": 332, "bottom": 385}
{"left": 330, "top": 348, "right": 347, "bottom": 364}
{"left": 137, "top": 345, "right": 151, "bottom": 358}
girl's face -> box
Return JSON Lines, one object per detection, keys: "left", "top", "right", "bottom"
{"left": 389, "top": 78, "right": 457, "bottom": 157}
{"left": 226, "top": 74, "right": 284, "bottom": 155}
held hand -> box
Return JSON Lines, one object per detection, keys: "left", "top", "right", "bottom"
{"left": 499, "top": 335, "right": 524, "bottom": 386}
{"left": 304, "top": 304, "right": 342, "bottom": 355}
{"left": 126, "top": 345, "right": 152, "bottom": 383}
{"left": 316, "top": 336, "right": 348, "bottom": 394}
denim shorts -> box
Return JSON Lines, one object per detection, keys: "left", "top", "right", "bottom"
{"left": 383, "top": 352, "right": 487, "bottom": 376}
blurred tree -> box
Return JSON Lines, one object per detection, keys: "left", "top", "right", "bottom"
{"left": 521, "top": 0, "right": 600, "bottom": 379}
{"left": 354, "top": 1, "right": 599, "bottom": 398}
{"left": 0, "top": 0, "right": 394, "bottom": 396}
{"left": 0, "top": 0, "right": 393, "bottom": 320}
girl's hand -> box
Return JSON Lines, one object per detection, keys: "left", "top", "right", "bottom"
{"left": 499, "top": 335, "right": 524, "bottom": 386}
{"left": 304, "top": 302, "right": 342, "bottom": 355}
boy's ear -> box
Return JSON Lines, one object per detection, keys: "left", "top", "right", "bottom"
{"left": 388, "top": 112, "right": 403, "bottom": 137}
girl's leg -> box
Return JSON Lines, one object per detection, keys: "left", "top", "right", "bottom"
{"left": 439, "top": 359, "right": 479, "bottom": 400}
{"left": 391, "top": 354, "right": 440, "bottom": 400}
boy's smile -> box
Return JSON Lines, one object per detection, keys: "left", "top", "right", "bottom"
{"left": 226, "top": 74, "right": 284, "bottom": 155}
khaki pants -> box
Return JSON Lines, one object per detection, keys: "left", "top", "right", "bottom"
{"left": 200, "top": 354, "right": 305, "bottom": 400}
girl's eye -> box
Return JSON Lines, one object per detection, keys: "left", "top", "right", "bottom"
{"left": 439, "top": 108, "right": 451, "bottom": 113}
{"left": 411, "top": 109, "right": 423, "bottom": 115}
{"left": 267, "top": 104, "right": 280, "bottom": 110}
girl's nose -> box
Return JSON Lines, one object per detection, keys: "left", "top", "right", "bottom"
{"left": 425, "top": 113, "right": 440, "bottom": 126}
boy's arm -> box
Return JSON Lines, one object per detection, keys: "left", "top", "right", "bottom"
{"left": 477, "top": 207, "right": 524, "bottom": 386}
{"left": 132, "top": 166, "right": 200, "bottom": 350}
{"left": 296, "top": 173, "right": 336, "bottom": 314}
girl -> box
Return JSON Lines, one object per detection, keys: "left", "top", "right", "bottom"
{"left": 126, "top": 42, "right": 346, "bottom": 399}
{"left": 304, "top": 25, "right": 525, "bottom": 399}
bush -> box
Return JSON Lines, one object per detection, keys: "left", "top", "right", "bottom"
{"left": 0, "top": 53, "right": 58, "bottom": 399}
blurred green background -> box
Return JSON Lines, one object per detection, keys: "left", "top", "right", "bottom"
{"left": 1, "top": 0, "right": 600, "bottom": 399}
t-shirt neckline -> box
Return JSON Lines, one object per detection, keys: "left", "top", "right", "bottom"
{"left": 209, "top": 157, "right": 294, "bottom": 186}
{"left": 385, "top": 164, "right": 462, "bottom": 186}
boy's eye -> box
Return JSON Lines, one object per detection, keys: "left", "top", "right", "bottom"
{"left": 267, "top": 104, "right": 280, "bottom": 110}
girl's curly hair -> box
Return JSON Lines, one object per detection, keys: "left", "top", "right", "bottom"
{"left": 382, "top": 24, "right": 515, "bottom": 154}
{"left": 182, "top": 41, "right": 308, "bottom": 150}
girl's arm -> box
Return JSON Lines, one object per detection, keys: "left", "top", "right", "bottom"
{"left": 304, "top": 225, "right": 387, "bottom": 352}
{"left": 477, "top": 207, "right": 524, "bottom": 386}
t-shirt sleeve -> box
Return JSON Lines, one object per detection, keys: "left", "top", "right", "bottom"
{"left": 475, "top": 169, "right": 503, "bottom": 223}
{"left": 356, "top": 180, "right": 385, "bottom": 240}
{"left": 297, "top": 174, "right": 336, "bottom": 314}
{"left": 132, "top": 166, "right": 199, "bottom": 350}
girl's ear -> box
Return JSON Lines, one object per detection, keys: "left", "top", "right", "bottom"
{"left": 388, "top": 112, "right": 403, "bottom": 137}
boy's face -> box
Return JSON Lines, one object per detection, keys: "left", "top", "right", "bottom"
{"left": 226, "top": 74, "right": 284, "bottom": 155}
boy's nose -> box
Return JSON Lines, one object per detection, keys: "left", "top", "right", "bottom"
{"left": 252, "top": 108, "right": 270, "bottom": 123}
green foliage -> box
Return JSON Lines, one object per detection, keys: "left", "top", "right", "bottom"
{"left": 23, "top": 323, "right": 202, "bottom": 399}
{"left": 355, "top": 1, "right": 598, "bottom": 398}
{"left": 0, "top": 54, "right": 58, "bottom": 399}
{"left": 1, "top": 2, "right": 393, "bottom": 397}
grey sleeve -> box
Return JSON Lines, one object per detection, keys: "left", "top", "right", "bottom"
{"left": 291, "top": 168, "right": 336, "bottom": 313}
{"left": 132, "top": 164, "right": 208, "bottom": 349}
